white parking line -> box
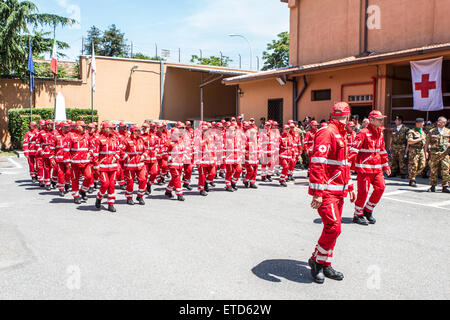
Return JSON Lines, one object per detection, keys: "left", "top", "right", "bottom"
{"left": 7, "top": 157, "right": 22, "bottom": 169}
{"left": 384, "top": 197, "right": 450, "bottom": 211}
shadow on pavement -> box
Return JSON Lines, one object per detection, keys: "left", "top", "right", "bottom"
{"left": 251, "top": 259, "right": 313, "bottom": 284}
{"left": 313, "top": 217, "right": 354, "bottom": 225}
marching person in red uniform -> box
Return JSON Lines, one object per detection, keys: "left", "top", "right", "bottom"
{"left": 35, "top": 119, "right": 47, "bottom": 187}
{"left": 345, "top": 121, "right": 357, "bottom": 148}
{"left": 308, "top": 102, "right": 356, "bottom": 284}
{"left": 156, "top": 123, "right": 170, "bottom": 185}
{"left": 87, "top": 123, "right": 100, "bottom": 193}
{"left": 121, "top": 125, "right": 148, "bottom": 205}
{"left": 36, "top": 120, "right": 56, "bottom": 191}
{"left": 65, "top": 121, "right": 94, "bottom": 204}
{"left": 116, "top": 122, "right": 129, "bottom": 190}
{"left": 54, "top": 121, "right": 71, "bottom": 197}
{"left": 95, "top": 122, "right": 121, "bottom": 212}
{"left": 279, "top": 125, "right": 295, "bottom": 187}
{"left": 243, "top": 122, "right": 260, "bottom": 189}
{"left": 23, "top": 121, "right": 39, "bottom": 183}
{"left": 304, "top": 120, "right": 319, "bottom": 177}
{"left": 289, "top": 121, "right": 302, "bottom": 181}
{"left": 142, "top": 123, "right": 159, "bottom": 195}
{"left": 349, "top": 110, "right": 391, "bottom": 225}
{"left": 224, "top": 124, "right": 244, "bottom": 192}
{"left": 259, "top": 121, "right": 273, "bottom": 182}
{"left": 181, "top": 122, "right": 194, "bottom": 191}
{"left": 165, "top": 127, "right": 186, "bottom": 201}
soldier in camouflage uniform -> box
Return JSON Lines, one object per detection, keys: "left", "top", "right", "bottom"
{"left": 388, "top": 115, "right": 409, "bottom": 179}
{"left": 295, "top": 121, "right": 306, "bottom": 169}
{"left": 421, "top": 121, "right": 437, "bottom": 178}
{"left": 407, "top": 118, "right": 427, "bottom": 187}
{"left": 425, "top": 117, "right": 450, "bottom": 193}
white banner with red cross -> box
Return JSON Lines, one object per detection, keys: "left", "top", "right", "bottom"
{"left": 410, "top": 57, "right": 444, "bottom": 112}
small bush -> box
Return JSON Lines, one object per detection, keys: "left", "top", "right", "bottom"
{"left": 8, "top": 108, "right": 99, "bottom": 149}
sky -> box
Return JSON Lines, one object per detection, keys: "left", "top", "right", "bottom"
{"left": 32, "top": 0, "right": 289, "bottom": 70}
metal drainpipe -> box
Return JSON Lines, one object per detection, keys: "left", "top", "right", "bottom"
{"left": 291, "top": 75, "right": 308, "bottom": 121}
{"left": 363, "top": 0, "right": 369, "bottom": 54}
{"left": 160, "top": 61, "right": 164, "bottom": 119}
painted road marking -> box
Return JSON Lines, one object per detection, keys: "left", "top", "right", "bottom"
{"left": 383, "top": 186, "right": 429, "bottom": 197}
{"left": 7, "top": 157, "right": 23, "bottom": 169}
{"left": 384, "top": 197, "right": 450, "bottom": 211}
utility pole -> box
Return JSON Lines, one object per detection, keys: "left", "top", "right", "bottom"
{"left": 220, "top": 51, "right": 223, "bottom": 66}
{"left": 130, "top": 41, "right": 133, "bottom": 58}
{"left": 238, "top": 54, "right": 241, "bottom": 69}
{"left": 81, "top": 36, "right": 84, "bottom": 55}
{"left": 155, "top": 43, "right": 158, "bottom": 59}
{"left": 199, "top": 49, "right": 203, "bottom": 60}
{"left": 178, "top": 48, "right": 181, "bottom": 63}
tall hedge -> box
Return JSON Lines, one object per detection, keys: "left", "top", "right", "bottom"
{"left": 8, "top": 108, "right": 99, "bottom": 149}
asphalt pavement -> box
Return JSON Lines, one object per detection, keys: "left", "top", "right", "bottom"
{"left": 0, "top": 156, "right": 449, "bottom": 300}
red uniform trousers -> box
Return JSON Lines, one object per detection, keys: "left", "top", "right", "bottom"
{"left": 125, "top": 167, "right": 147, "bottom": 200}
{"left": 244, "top": 164, "right": 258, "bottom": 185}
{"left": 36, "top": 156, "right": 44, "bottom": 183}
{"left": 225, "top": 164, "right": 242, "bottom": 188}
{"left": 183, "top": 164, "right": 193, "bottom": 186}
{"left": 312, "top": 196, "right": 344, "bottom": 267}
{"left": 27, "top": 155, "right": 37, "bottom": 178}
{"left": 97, "top": 171, "right": 117, "bottom": 205}
{"left": 166, "top": 167, "right": 183, "bottom": 196}
{"left": 51, "top": 161, "right": 59, "bottom": 185}
{"left": 158, "top": 158, "right": 168, "bottom": 181}
{"left": 42, "top": 158, "right": 54, "bottom": 187}
{"left": 57, "top": 163, "right": 71, "bottom": 192}
{"left": 279, "top": 158, "right": 294, "bottom": 182}
{"left": 146, "top": 162, "right": 159, "bottom": 186}
{"left": 198, "top": 166, "right": 216, "bottom": 191}
{"left": 117, "top": 161, "right": 126, "bottom": 187}
{"left": 354, "top": 172, "right": 386, "bottom": 217}
{"left": 71, "top": 164, "right": 94, "bottom": 199}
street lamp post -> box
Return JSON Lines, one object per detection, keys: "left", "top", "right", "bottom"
{"left": 229, "top": 34, "right": 252, "bottom": 70}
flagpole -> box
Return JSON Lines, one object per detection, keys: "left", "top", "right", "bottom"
{"left": 53, "top": 24, "right": 57, "bottom": 121}
{"left": 29, "top": 39, "right": 33, "bottom": 122}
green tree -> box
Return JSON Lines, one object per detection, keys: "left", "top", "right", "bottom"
{"left": 0, "top": 0, "right": 75, "bottom": 79}
{"left": 262, "top": 31, "right": 289, "bottom": 71}
{"left": 83, "top": 25, "right": 103, "bottom": 55}
{"left": 190, "top": 55, "right": 232, "bottom": 67}
{"left": 132, "top": 53, "right": 166, "bottom": 61}
{"left": 103, "top": 24, "right": 129, "bottom": 57}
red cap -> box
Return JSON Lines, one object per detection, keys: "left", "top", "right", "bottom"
{"left": 311, "top": 120, "right": 319, "bottom": 126}
{"left": 76, "top": 121, "right": 86, "bottom": 127}
{"left": 332, "top": 102, "right": 351, "bottom": 117}
{"left": 185, "top": 121, "right": 192, "bottom": 126}
{"left": 283, "top": 125, "right": 290, "bottom": 130}
{"left": 101, "top": 121, "right": 115, "bottom": 129}
{"left": 273, "top": 122, "right": 279, "bottom": 126}
{"left": 30, "top": 121, "right": 37, "bottom": 127}
{"left": 45, "top": 120, "right": 54, "bottom": 125}
{"left": 142, "top": 123, "right": 150, "bottom": 128}
{"left": 347, "top": 121, "right": 356, "bottom": 127}
{"left": 60, "top": 121, "right": 69, "bottom": 127}
{"left": 368, "top": 110, "right": 387, "bottom": 119}
{"left": 119, "top": 122, "right": 127, "bottom": 127}
{"left": 39, "top": 120, "right": 45, "bottom": 126}
{"left": 216, "top": 123, "right": 223, "bottom": 128}
{"left": 130, "top": 125, "right": 141, "bottom": 132}
{"left": 231, "top": 117, "right": 236, "bottom": 122}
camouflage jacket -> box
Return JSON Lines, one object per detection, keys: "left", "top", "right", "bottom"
{"left": 426, "top": 127, "right": 450, "bottom": 153}
{"left": 391, "top": 124, "right": 409, "bottom": 146}
{"left": 407, "top": 128, "right": 426, "bottom": 150}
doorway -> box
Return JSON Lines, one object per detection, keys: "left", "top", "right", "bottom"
{"left": 268, "top": 99, "right": 283, "bottom": 126}
{"left": 351, "top": 105, "right": 372, "bottom": 120}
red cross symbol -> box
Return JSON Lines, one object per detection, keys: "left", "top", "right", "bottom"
{"left": 415, "top": 74, "right": 436, "bottom": 98}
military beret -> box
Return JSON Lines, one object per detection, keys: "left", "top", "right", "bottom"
{"left": 416, "top": 118, "right": 425, "bottom": 122}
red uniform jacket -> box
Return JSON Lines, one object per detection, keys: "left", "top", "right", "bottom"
{"left": 64, "top": 132, "right": 93, "bottom": 167}
{"left": 95, "top": 134, "right": 121, "bottom": 172}
{"left": 308, "top": 119, "right": 354, "bottom": 198}
{"left": 36, "top": 129, "right": 56, "bottom": 159}
{"left": 121, "top": 136, "right": 148, "bottom": 170}
{"left": 349, "top": 124, "right": 390, "bottom": 174}
{"left": 23, "top": 129, "right": 39, "bottom": 157}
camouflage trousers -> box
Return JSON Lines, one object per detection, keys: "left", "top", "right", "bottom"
{"left": 408, "top": 148, "right": 426, "bottom": 181}
{"left": 429, "top": 153, "right": 450, "bottom": 187}
{"left": 390, "top": 145, "right": 407, "bottom": 175}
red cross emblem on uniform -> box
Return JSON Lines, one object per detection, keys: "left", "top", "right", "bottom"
{"left": 415, "top": 74, "right": 436, "bottom": 98}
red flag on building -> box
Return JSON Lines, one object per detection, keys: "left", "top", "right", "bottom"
{"left": 50, "top": 38, "right": 58, "bottom": 76}
{"left": 410, "top": 57, "right": 443, "bottom": 112}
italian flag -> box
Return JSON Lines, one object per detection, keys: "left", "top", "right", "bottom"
{"left": 50, "top": 38, "right": 58, "bottom": 76}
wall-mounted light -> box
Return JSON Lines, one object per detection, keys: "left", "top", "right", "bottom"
{"left": 238, "top": 88, "right": 245, "bottom": 97}
{"left": 276, "top": 77, "right": 286, "bottom": 86}
{"left": 131, "top": 64, "right": 139, "bottom": 72}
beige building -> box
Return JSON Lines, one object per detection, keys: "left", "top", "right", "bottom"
{"left": 224, "top": 0, "right": 450, "bottom": 127}
{"left": 0, "top": 57, "right": 252, "bottom": 148}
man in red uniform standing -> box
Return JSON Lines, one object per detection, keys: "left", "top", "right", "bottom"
{"left": 349, "top": 110, "right": 391, "bottom": 225}
{"left": 304, "top": 120, "right": 319, "bottom": 177}
{"left": 308, "top": 102, "right": 356, "bottom": 284}
{"left": 23, "top": 121, "right": 39, "bottom": 183}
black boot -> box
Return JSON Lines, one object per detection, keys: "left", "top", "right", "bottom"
{"left": 45, "top": 185, "right": 51, "bottom": 191}
{"left": 244, "top": 181, "right": 249, "bottom": 188}
{"left": 59, "top": 190, "right": 65, "bottom": 197}
{"left": 364, "top": 210, "right": 376, "bottom": 224}
{"left": 88, "top": 187, "right": 94, "bottom": 194}
{"left": 32, "top": 177, "right": 38, "bottom": 184}
{"left": 39, "top": 182, "right": 45, "bottom": 188}
{"left": 261, "top": 176, "right": 267, "bottom": 182}
{"left": 74, "top": 198, "right": 82, "bottom": 205}
{"left": 231, "top": 183, "right": 238, "bottom": 191}
{"left": 165, "top": 191, "right": 174, "bottom": 199}
{"left": 79, "top": 191, "right": 88, "bottom": 201}
{"left": 308, "top": 258, "right": 325, "bottom": 284}
{"left": 267, "top": 176, "right": 273, "bottom": 182}
{"left": 209, "top": 181, "right": 216, "bottom": 187}
{"left": 127, "top": 199, "right": 135, "bottom": 206}
{"left": 146, "top": 184, "right": 152, "bottom": 195}
{"left": 250, "top": 184, "right": 258, "bottom": 189}
{"left": 183, "top": 184, "right": 193, "bottom": 191}
{"left": 177, "top": 195, "right": 185, "bottom": 202}
{"left": 323, "top": 266, "right": 344, "bottom": 281}
{"left": 136, "top": 197, "right": 145, "bottom": 205}
{"left": 204, "top": 182, "right": 210, "bottom": 193}
{"left": 108, "top": 205, "right": 116, "bottom": 213}
{"left": 219, "top": 173, "right": 225, "bottom": 178}
{"left": 200, "top": 190, "right": 208, "bottom": 197}
{"left": 95, "top": 199, "right": 101, "bottom": 209}
{"left": 428, "top": 186, "right": 436, "bottom": 193}
{"left": 409, "top": 180, "right": 417, "bottom": 187}
{"left": 120, "top": 184, "right": 126, "bottom": 190}
{"left": 94, "top": 182, "right": 99, "bottom": 190}
{"left": 65, "top": 184, "right": 70, "bottom": 194}
{"left": 443, "top": 186, "right": 450, "bottom": 193}
{"left": 280, "top": 181, "right": 288, "bottom": 187}
{"left": 51, "top": 182, "right": 57, "bottom": 189}
{"left": 353, "top": 215, "right": 369, "bottom": 226}
{"left": 225, "top": 186, "right": 234, "bottom": 192}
